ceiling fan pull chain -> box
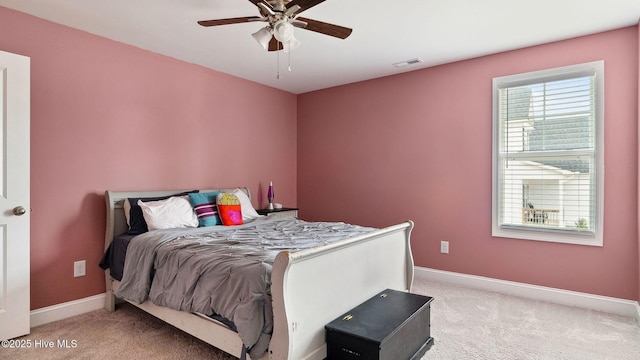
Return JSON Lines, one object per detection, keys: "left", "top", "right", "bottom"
{"left": 276, "top": 45, "right": 281, "bottom": 79}
{"left": 288, "top": 48, "right": 292, "bottom": 72}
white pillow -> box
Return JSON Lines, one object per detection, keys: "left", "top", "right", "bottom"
{"left": 123, "top": 199, "right": 131, "bottom": 227}
{"left": 232, "top": 188, "right": 261, "bottom": 220}
{"left": 137, "top": 196, "right": 198, "bottom": 231}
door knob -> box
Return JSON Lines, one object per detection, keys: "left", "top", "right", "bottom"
{"left": 12, "top": 206, "right": 26, "bottom": 216}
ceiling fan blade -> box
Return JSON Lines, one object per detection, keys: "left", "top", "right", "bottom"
{"left": 295, "top": 17, "right": 352, "bottom": 39}
{"left": 268, "top": 37, "right": 283, "bottom": 52}
{"left": 286, "top": 0, "right": 327, "bottom": 13}
{"left": 198, "top": 16, "right": 264, "bottom": 27}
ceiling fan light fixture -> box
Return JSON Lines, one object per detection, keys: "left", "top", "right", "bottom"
{"left": 282, "top": 35, "right": 300, "bottom": 53}
{"left": 273, "top": 20, "right": 294, "bottom": 43}
{"left": 252, "top": 26, "right": 272, "bottom": 50}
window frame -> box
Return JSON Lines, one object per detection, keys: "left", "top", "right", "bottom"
{"left": 491, "top": 61, "right": 604, "bottom": 246}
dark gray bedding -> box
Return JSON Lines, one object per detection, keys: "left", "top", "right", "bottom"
{"left": 116, "top": 217, "right": 375, "bottom": 359}
{"left": 99, "top": 233, "right": 136, "bottom": 281}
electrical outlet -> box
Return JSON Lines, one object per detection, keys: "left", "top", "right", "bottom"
{"left": 440, "top": 241, "right": 449, "bottom": 254}
{"left": 74, "top": 260, "right": 86, "bottom": 277}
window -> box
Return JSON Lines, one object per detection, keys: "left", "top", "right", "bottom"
{"left": 492, "top": 61, "right": 604, "bottom": 246}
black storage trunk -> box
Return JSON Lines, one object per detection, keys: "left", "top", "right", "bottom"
{"left": 325, "top": 289, "right": 434, "bottom": 360}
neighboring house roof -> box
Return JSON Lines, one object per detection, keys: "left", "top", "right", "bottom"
{"left": 527, "top": 116, "right": 591, "bottom": 173}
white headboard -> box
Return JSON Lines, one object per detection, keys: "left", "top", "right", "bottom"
{"left": 104, "top": 187, "right": 251, "bottom": 251}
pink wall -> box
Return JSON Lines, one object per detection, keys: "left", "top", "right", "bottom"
{"left": 298, "top": 27, "right": 639, "bottom": 300}
{"left": 637, "top": 20, "right": 640, "bottom": 304}
{"left": 0, "top": 5, "right": 638, "bottom": 310}
{"left": 0, "top": 7, "right": 297, "bottom": 310}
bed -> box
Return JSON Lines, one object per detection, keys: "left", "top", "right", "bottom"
{"left": 102, "top": 187, "right": 415, "bottom": 360}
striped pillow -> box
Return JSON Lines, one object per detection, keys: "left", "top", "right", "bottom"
{"left": 188, "top": 191, "right": 221, "bottom": 227}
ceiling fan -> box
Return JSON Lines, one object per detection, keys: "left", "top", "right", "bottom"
{"left": 198, "top": 0, "right": 352, "bottom": 52}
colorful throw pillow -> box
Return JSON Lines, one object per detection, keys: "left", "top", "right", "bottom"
{"left": 137, "top": 196, "right": 199, "bottom": 231}
{"left": 188, "top": 191, "right": 221, "bottom": 227}
{"left": 216, "top": 193, "right": 243, "bottom": 226}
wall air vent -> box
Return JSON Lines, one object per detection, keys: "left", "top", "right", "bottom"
{"left": 393, "top": 58, "right": 424, "bottom": 68}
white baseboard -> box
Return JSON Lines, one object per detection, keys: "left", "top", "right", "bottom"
{"left": 30, "top": 293, "right": 106, "bottom": 327}
{"left": 415, "top": 266, "right": 640, "bottom": 324}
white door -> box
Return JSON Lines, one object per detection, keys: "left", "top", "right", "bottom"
{"left": 0, "top": 50, "right": 30, "bottom": 340}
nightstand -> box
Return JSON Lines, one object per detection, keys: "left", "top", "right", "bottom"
{"left": 257, "top": 207, "right": 299, "bottom": 219}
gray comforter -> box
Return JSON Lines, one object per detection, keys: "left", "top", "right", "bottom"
{"left": 116, "top": 217, "right": 374, "bottom": 359}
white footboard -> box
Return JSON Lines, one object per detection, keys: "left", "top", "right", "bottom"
{"left": 268, "top": 221, "right": 414, "bottom": 360}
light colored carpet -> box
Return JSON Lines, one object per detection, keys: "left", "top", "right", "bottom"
{"left": 4, "top": 278, "right": 640, "bottom": 359}
{"left": 411, "top": 280, "right": 640, "bottom": 360}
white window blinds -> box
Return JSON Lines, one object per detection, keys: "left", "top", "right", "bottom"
{"left": 492, "top": 61, "right": 604, "bottom": 246}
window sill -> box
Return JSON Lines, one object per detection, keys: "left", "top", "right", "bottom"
{"left": 492, "top": 225, "right": 602, "bottom": 247}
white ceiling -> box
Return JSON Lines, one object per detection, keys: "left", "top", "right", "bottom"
{"left": 1, "top": 0, "right": 639, "bottom": 94}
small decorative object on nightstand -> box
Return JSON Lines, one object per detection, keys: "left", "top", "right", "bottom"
{"left": 257, "top": 207, "right": 299, "bottom": 219}
{"left": 267, "top": 181, "right": 275, "bottom": 210}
